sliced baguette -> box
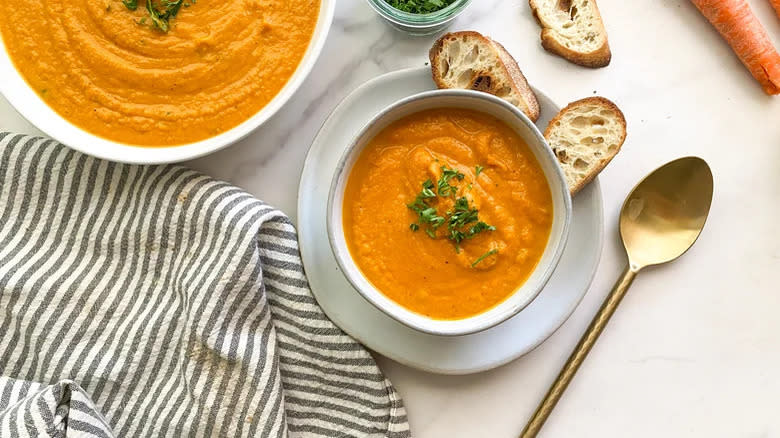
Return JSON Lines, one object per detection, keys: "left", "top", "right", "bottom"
{"left": 529, "top": 0, "right": 611, "bottom": 68}
{"left": 545, "top": 97, "right": 626, "bottom": 194}
{"left": 429, "top": 31, "right": 540, "bottom": 122}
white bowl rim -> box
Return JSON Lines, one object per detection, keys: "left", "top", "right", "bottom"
{"left": 0, "top": 0, "right": 336, "bottom": 164}
{"left": 326, "top": 89, "right": 573, "bottom": 336}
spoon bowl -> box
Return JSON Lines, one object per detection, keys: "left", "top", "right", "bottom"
{"left": 621, "top": 157, "right": 714, "bottom": 269}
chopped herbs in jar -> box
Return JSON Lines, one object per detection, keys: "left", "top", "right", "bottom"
{"left": 384, "top": 0, "right": 457, "bottom": 14}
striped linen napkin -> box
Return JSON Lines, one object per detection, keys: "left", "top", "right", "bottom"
{"left": 0, "top": 133, "right": 411, "bottom": 437}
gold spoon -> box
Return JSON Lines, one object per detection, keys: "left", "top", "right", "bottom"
{"left": 520, "top": 156, "right": 714, "bottom": 438}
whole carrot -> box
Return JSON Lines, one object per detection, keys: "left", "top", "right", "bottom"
{"left": 691, "top": 0, "right": 780, "bottom": 95}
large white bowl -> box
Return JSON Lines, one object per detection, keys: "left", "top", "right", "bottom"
{"left": 327, "top": 89, "right": 573, "bottom": 336}
{"left": 0, "top": 0, "right": 335, "bottom": 164}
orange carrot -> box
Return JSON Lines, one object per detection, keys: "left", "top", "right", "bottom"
{"left": 692, "top": 0, "right": 780, "bottom": 95}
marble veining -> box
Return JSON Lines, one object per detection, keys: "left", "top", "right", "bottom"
{"left": 2, "top": 0, "right": 780, "bottom": 436}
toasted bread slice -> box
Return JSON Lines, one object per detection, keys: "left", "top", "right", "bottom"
{"left": 529, "top": 0, "right": 611, "bottom": 68}
{"left": 429, "top": 31, "right": 540, "bottom": 122}
{"left": 545, "top": 97, "right": 626, "bottom": 194}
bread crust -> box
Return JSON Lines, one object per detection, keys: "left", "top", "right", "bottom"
{"left": 429, "top": 31, "right": 540, "bottom": 122}
{"left": 529, "top": 0, "right": 612, "bottom": 68}
{"left": 489, "top": 40, "right": 540, "bottom": 121}
{"left": 544, "top": 97, "right": 626, "bottom": 194}
{"left": 540, "top": 30, "right": 611, "bottom": 68}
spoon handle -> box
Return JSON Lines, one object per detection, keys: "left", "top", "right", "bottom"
{"left": 519, "top": 264, "right": 638, "bottom": 438}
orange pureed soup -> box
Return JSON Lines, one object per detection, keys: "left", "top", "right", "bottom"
{"left": 0, "top": 0, "right": 319, "bottom": 146}
{"left": 343, "top": 108, "right": 553, "bottom": 320}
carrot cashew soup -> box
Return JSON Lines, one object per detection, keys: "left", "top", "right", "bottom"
{"left": 343, "top": 108, "right": 554, "bottom": 320}
{"left": 0, "top": 0, "right": 319, "bottom": 146}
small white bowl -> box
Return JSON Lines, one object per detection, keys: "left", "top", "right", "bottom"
{"left": 327, "top": 89, "right": 572, "bottom": 336}
{"left": 0, "top": 0, "right": 335, "bottom": 164}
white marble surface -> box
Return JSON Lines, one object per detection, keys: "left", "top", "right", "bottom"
{"left": 3, "top": 0, "right": 780, "bottom": 436}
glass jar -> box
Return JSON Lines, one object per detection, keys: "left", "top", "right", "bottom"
{"left": 365, "top": 0, "right": 473, "bottom": 36}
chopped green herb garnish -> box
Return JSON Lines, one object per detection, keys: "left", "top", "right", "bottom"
{"left": 448, "top": 197, "right": 478, "bottom": 231}
{"left": 146, "top": 0, "right": 169, "bottom": 32}
{"left": 471, "top": 249, "right": 498, "bottom": 267}
{"left": 469, "top": 221, "right": 495, "bottom": 236}
{"left": 124, "top": 0, "right": 186, "bottom": 33}
{"left": 420, "top": 208, "right": 445, "bottom": 228}
{"left": 407, "top": 180, "right": 446, "bottom": 237}
{"left": 384, "top": 0, "right": 457, "bottom": 14}
{"left": 475, "top": 165, "right": 484, "bottom": 177}
{"left": 407, "top": 167, "right": 496, "bottom": 264}
{"left": 437, "top": 166, "right": 464, "bottom": 197}
{"left": 447, "top": 197, "right": 495, "bottom": 245}
{"left": 420, "top": 179, "right": 436, "bottom": 198}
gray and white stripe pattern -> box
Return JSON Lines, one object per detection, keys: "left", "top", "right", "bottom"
{"left": 0, "top": 133, "right": 411, "bottom": 437}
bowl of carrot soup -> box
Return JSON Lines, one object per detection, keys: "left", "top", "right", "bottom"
{"left": 0, "top": 0, "right": 334, "bottom": 163}
{"left": 328, "top": 90, "right": 572, "bottom": 336}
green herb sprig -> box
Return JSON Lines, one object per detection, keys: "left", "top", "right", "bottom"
{"left": 471, "top": 249, "right": 497, "bottom": 267}
{"left": 437, "top": 167, "right": 464, "bottom": 197}
{"left": 446, "top": 196, "right": 496, "bottom": 252}
{"left": 122, "top": 0, "right": 193, "bottom": 32}
{"left": 407, "top": 165, "right": 497, "bottom": 266}
{"left": 385, "top": 0, "right": 457, "bottom": 14}
{"left": 407, "top": 179, "right": 445, "bottom": 237}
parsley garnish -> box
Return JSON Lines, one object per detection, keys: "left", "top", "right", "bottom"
{"left": 407, "top": 165, "right": 496, "bottom": 265}
{"left": 471, "top": 249, "right": 498, "bottom": 267}
{"left": 420, "top": 179, "right": 436, "bottom": 198}
{"left": 475, "top": 165, "right": 484, "bottom": 177}
{"left": 446, "top": 197, "right": 495, "bottom": 251}
{"left": 385, "top": 0, "right": 457, "bottom": 14}
{"left": 407, "top": 180, "right": 446, "bottom": 238}
{"left": 122, "top": 0, "right": 188, "bottom": 32}
{"left": 437, "top": 166, "right": 464, "bottom": 197}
